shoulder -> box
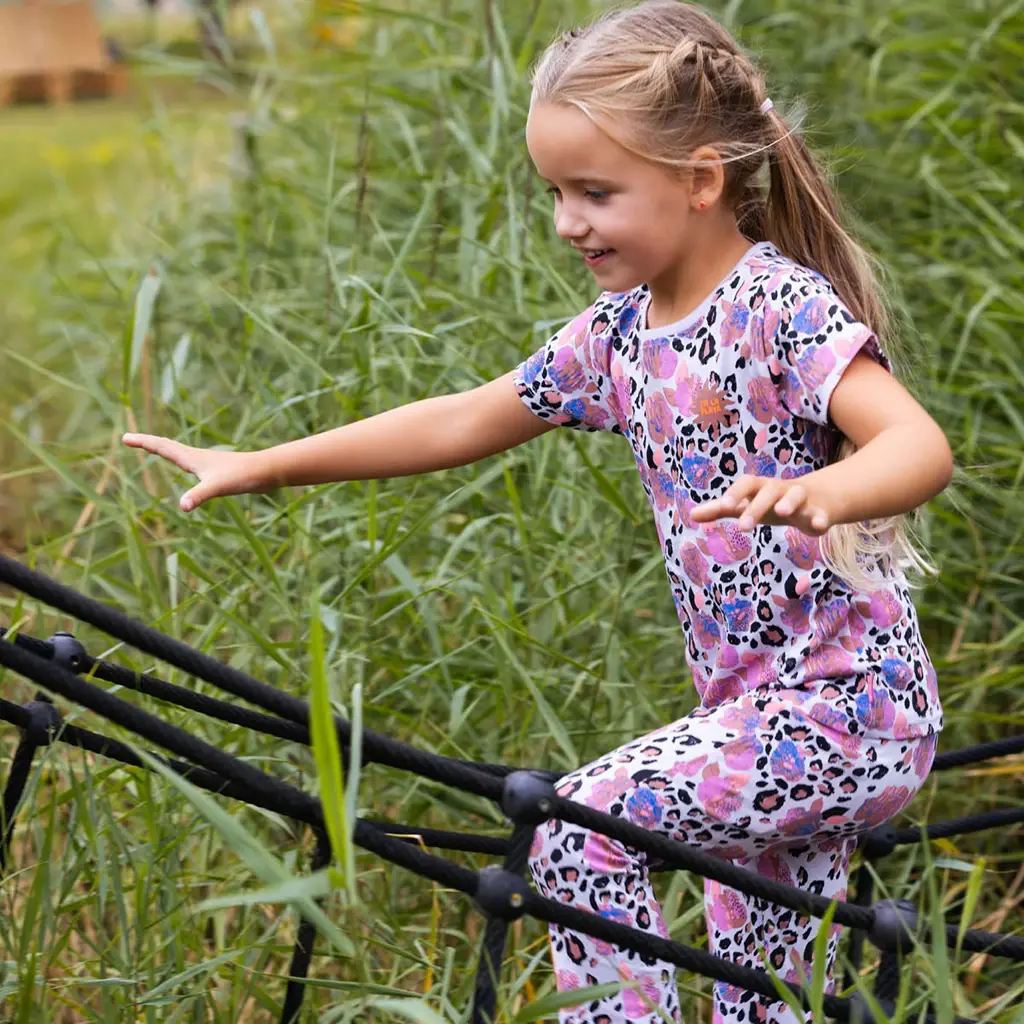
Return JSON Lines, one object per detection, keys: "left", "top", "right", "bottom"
{"left": 591, "top": 286, "right": 648, "bottom": 339}
{"left": 749, "top": 252, "right": 870, "bottom": 358}
{"left": 756, "top": 251, "right": 852, "bottom": 324}
{"left": 543, "top": 288, "right": 645, "bottom": 346}
{"left": 752, "top": 247, "right": 838, "bottom": 313}
{"left": 527, "top": 288, "right": 644, "bottom": 384}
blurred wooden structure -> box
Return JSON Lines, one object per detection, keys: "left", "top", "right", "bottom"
{"left": 0, "top": 0, "right": 125, "bottom": 106}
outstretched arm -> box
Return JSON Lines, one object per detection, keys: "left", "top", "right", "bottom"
{"left": 123, "top": 373, "right": 553, "bottom": 512}
{"left": 690, "top": 353, "right": 954, "bottom": 534}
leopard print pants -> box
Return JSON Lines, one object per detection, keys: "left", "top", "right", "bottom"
{"left": 527, "top": 692, "right": 937, "bottom": 1023}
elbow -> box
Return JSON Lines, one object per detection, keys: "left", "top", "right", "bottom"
{"left": 931, "top": 425, "right": 955, "bottom": 498}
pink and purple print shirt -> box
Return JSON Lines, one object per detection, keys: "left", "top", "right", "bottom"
{"left": 513, "top": 241, "right": 942, "bottom": 740}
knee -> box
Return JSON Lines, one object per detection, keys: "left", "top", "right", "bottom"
{"left": 528, "top": 816, "right": 641, "bottom": 902}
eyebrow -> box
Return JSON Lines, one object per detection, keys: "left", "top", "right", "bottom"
{"left": 538, "top": 175, "right": 618, "bottom": 188}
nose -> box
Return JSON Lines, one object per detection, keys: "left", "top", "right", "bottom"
{"left": 553, "top": 201, "right": 588, "bottom": 242}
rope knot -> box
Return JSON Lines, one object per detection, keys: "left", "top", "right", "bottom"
{"left": 868, "top": 898, "right": 920, "bottom": 955}
{"left": 859, "top": 823, "right": 899, "bottom": 860}
{"left": 474, "top": 864, "right": 530, "bottom": 921}
{"left": 502, "top": 770, "right": 556, "bottom": 826}
{"left": 22, "top": 697, "right": 62, "bottom": 748}
{"left": 48, "top": 632, "right": 86, "bottom": 672}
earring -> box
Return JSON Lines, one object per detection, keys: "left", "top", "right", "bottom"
{"left": 699, "top": 201, "right": 706, "bottom": 209}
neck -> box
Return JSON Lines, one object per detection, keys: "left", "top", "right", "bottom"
{"left": 646, "top": 220, "right": 755, "bottom": 331}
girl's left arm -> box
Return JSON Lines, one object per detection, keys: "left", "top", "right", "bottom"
{"left": 691, "top": 353, "right": 954, "bottom": 534}
{"left": 806, "top": 352, "right": 953, "bottom": 525}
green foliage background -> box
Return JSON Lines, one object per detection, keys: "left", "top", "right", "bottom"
{"left": 0, "top": 1, "right": 1021, "bottom": 1020}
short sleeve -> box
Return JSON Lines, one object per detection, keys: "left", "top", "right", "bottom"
{"left": 512, "top": 304, "right": 622, "bottom": 433}
{"left": 770, "top": 282, "right": 891, "bottom": 427}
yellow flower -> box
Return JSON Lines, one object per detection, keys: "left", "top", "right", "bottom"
{"left": 87, "top": 142, "right": 116, "bottom": 166}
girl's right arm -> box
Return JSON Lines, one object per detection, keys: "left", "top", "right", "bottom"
{"left": 123, "top": 372, "right": 552, "bottom": 513}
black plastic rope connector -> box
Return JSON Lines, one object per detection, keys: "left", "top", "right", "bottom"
{"left": 502, "top": 770, "right": 556, "bottom": 826}
{"left": 48, "top": 632, "right": 86, "bottom": 672}
{"left": 22, "top": 697, "right": 62, "bottom": 747}
{"left": 868, "top": 898, "right": 919, "bottom": 954}
{"left": 859, "top": 823, "right": 899, "bottom": 861}
{"left": 474, "top": 865, "right": 530, "bottom": 921}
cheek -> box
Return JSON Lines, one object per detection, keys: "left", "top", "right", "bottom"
{"left": 603, "top": 202, "right": 653, "bottom": 247}
{"left": 617, "top": 195, "right": 687, "bottom": 252}
{"left": 649, "top": 186, "right": 692, "bottom": 228}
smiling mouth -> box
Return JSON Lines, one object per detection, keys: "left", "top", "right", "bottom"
{"left": 578, "top": 247, "right": 616, "bottom": 263}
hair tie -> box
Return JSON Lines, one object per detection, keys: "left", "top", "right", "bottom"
{"left": 760, "top": 97, "right": 774, "bottom": 115}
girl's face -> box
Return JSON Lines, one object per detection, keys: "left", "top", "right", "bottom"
{"left": 526, "top": 101, "right": 697, "bottom": 293}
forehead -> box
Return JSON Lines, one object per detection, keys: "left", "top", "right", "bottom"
{"left": 526, "top": 101, "right": 639, "bottom": 181}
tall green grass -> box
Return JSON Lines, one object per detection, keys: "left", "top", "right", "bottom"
{"left": 0, "top": 1, "right": 1021, "bottom": 1020}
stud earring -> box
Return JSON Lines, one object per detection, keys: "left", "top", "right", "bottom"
{"left": 699, "top": 201, "right": 706, "bottom": 209}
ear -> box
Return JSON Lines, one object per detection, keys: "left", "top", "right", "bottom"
{"left": 689, "top": 144, "right": 727, "bottom": 210}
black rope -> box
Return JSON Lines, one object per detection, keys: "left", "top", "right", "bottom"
{"left": 0, "top": 637, "right": 330, "bottom": 823}
{"left": 947, "top": 924, "right": 1024, "bottom": 960}
{"left": 281, "top": 828, "right": 333, "bottom": 1024}
{"left": 2, "top": 549, "right": 1023, "bottom": 1023}
{"left": 471, "top": 823, "right": 535, "bottom": 1024}
{"left": 844, "top": 863, "right": 874, "bottom": 995}
{"left": 0, "top": 627, "right": 306, "bottom": 743}
{"left": 0, "top": 698, "right": 511, "bottom": 864}
{"left": 300, "top": 808, "right": 864, "bottom": 1023}
{"left": 0, "top": 639, "right": 1016, "bottom": 1024}
{"left": 0, "top": 693, "right": 60, "bottom": 871}
{"left": 3, "top": 627, "right": 1024, "bottom": 961}
{"left": 86, "top": 655, "right": 311, "bottom": 744}
{"left": 361, "top": 820, "right": 510, "bottom": 856}
{"left": 890, "top": 807, "right": 1024, "bottom": 845}
{"left": 550, "top": 795, "right": 878, "bottom": 931}
{"left": 932, "top": 734, "right": 1024, "bottom": 771}
{"left": 0, "top": 557, "right": 512, "bottom": 799}
{"left": 7, "top": 629, "right": 1018, "bottom": 863}
{"left": 519, "top": 885, "right": 856, "bottom": 1020}
{"left": 0, "top": 696, "right": 321, "bottom": 828}
{"left": 872, "top": 948, "right": 902, "bottom": 1003}
{"left": 1, "top": 625, "right": 563, "bottom": 789}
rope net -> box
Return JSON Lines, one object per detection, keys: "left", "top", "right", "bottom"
{"left": 0, "top": 553, "right": 1020, "bottom": 1023}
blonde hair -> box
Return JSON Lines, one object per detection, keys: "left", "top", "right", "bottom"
{"left": 532, "top": 0, "right": 935, "bottom": 590}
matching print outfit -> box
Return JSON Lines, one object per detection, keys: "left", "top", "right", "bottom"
{"left": 512, "top": 242, "right": 941, "bottom": 1022}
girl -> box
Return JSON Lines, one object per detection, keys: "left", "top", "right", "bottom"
{"left": 124, "top": 2, "right": 953, "bottom": 1021}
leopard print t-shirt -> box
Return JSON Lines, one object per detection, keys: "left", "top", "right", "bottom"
{"left": 513, "top": 241, "right": 942, "bottom": 740}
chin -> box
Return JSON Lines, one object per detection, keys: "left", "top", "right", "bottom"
{"left": 592, "top": 263, "right": 645, "bottom": 294}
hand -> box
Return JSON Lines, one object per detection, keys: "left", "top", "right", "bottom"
{"left": 690, "top": 474, "right": 833, "bottom": 536}
{"left": 122, "top": 433, "right": 269, "bottom": 513}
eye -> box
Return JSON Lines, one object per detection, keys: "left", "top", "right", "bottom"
{"left": 584, "top": 189, "right": 609, "bottom": 202}
{"left": 545, "top": 186, "right": 561, "bottom": 198}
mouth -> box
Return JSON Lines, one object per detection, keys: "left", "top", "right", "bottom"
{"left": 576, "top": 247, "right": 616, "bottom": 267}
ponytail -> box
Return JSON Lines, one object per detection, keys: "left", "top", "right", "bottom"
{"left": 531, "top": 0, "right": 939, "bottom": 590}
{"left": 759, "top": 110, "right": 937, "bottom": 589}
{"left": 762, "top": 111, "right": 891, "bottom": 349}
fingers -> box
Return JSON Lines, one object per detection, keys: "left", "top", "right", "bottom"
{"left": 179, "top": 485, "right": 213, "bottom": 514}
{"left": 690, "top": 476, "right": 761, "bottom": 523}
{"left": 692, "top": 476, "right": 832, "bottom": 536}
{"left": 739, "top": 483, "right": 807, "bottom": 531}
{"left": 122, "top": 432, "right": 198, "bottom": 473}
{"left": 123, "top": 432, "right": 207, "bottom": 512}
{"left": 763, "top": 484, "right": 830, "bottom": 535}
{"left": 807, "top": 507, "right": 830, "bottom": 535}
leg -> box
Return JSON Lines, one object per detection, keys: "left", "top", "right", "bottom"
{"left": 527, "top": 694, "right": 936, "bottom": 1024}
{"left": 528, "top": 781, "right": 683, "bottom": 1023}
{"left": 528, "top": 702, "right": 774, "bottom": 1024}
{"left": 705, "top": 837, "right": 855, "bottom": 1024}
{"left": 702, "top": 712, "right": 937, "bottom": 1024}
